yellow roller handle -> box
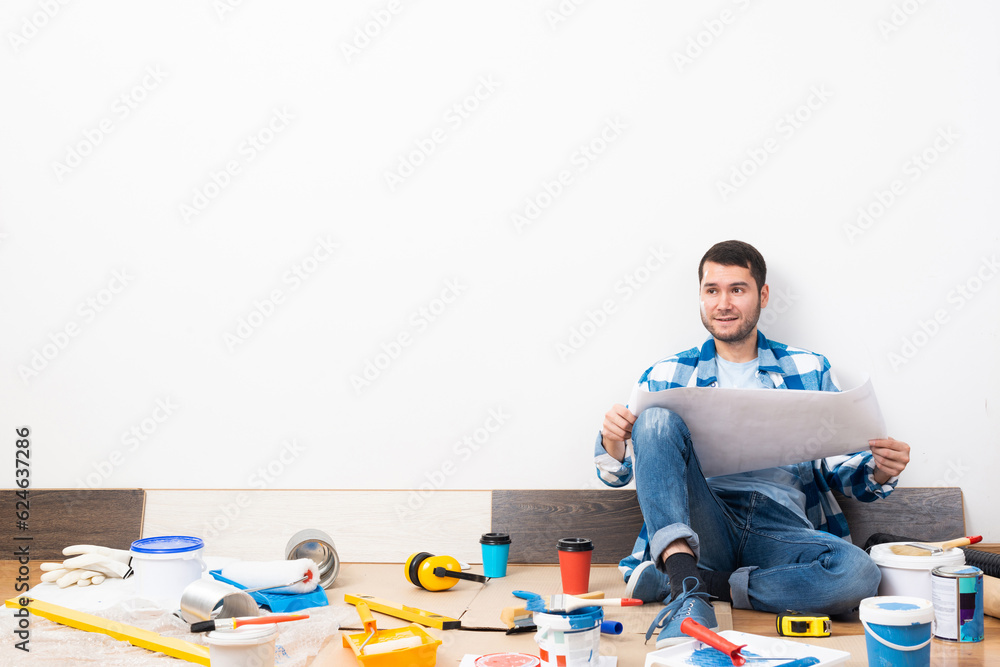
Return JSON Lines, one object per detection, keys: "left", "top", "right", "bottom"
{"left": 356, "top": 600, "right": 378, "bottom": 635}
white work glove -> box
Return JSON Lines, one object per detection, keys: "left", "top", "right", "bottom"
{"left": 40, "top": 545, "right": 133, "bottom": 588}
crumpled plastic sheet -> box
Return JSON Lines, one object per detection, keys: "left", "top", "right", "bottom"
{"left": 0, "top": 598, "right": 357, "bottom": 667}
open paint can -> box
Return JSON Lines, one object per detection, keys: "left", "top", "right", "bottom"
{"left": 533, "top": 605, "right": 602, "bottom": 667}
{"left": 868, "top": 543, "right": 964, "bottom": 600}
{"left": 931, "top": 565, "right": 984, "bottom": 642}
{"left": 203, "top": 624, "right": 277, "bottom": 667}
{"left": 285, "top": 529, "right": 339, "bottom": 588}
{"left": 475, "top": 654, "right": 541, "bottom": 667}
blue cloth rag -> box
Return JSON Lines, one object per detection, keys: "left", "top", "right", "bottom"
{"left": 209, "top": 569, "right": 328, "bottom": 613}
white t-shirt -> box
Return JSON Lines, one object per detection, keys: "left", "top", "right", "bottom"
{"left": 707, "top": 355, "right": 810, "bottom": 524}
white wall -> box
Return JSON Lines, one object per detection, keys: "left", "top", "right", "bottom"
{"left": 3, "top": 2, "right": 998, "bottom": 535}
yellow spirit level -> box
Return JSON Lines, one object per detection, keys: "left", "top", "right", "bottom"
{"left": 776, "top": 611, "right": 832, "bottom": 637}
{"left": 344, "top": 593, "right": 462, "bottom": 630}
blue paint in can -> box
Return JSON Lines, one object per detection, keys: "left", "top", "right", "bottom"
{"left": 875, "top": 602, "right": 919, "bottom": 611}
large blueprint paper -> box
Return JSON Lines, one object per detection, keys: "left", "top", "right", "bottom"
{"left": 632, "top": 379, "right": 886, "bottom": 478}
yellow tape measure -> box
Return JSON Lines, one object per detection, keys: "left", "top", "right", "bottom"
{"left": 776, "top": 611, "right": 832, "bottom": 637}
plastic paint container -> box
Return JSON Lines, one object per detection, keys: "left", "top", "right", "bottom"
{"left": 931, "top": 565, "right": 984, "bottom": 642}
{"left": 285, "top": 529, "right": 340, "bottom": 588}
{"left": 203, "top": 624, "right": 277, "bottom": 667}
{"left": 859, "top": 596, "right": 934, "bottom": 667}
{"left": 130, "top": 535, "right": 206, "bottom": 608}
{"left": 533, "top": 605, "right": 602, "bottom": 667}
{"left": 868, "top": 543, "right": 964, "bottom": 600}
{"left": 480, "top": 533, "right": 512, "bottom": 578}
{"left": 474, "top": 653, "right": 541, "bottom": 667}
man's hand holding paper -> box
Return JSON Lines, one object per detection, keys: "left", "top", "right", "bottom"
{"left": 870, "top": 437, "right": 911, "bottom": 483}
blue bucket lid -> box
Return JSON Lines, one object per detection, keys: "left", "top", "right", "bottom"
{"left": 130, "top": 535, "right": 204, "bottom": 554}
{"left": 859, "top": 596, "right": 935, "bottom": 625}
{"left": 533, "top": 604, "right": 604, "bottom": 630}
{"left": 565, "top": 605, "right": 604, "bottom": 626}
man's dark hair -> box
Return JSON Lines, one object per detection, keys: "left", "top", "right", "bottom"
{"left": 698, "top": 240, "right": 767, "bottom": 293}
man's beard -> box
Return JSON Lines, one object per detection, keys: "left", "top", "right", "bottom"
{"left": 701, "top": 300, "right": 761, "bottom": 344}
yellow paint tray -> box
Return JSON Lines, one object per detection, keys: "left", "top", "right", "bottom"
{"left": 343, "top": 622, "right": 441, "bottom": 666}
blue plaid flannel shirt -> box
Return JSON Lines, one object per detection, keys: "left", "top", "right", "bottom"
{"left": 594, "top": 331, "right": 897, "bottom": 579}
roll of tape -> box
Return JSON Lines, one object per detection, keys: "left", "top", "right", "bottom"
{"left": 179, "top": 579, "right": 260, "bottom": 623}
{"left": 285, "top": 529, "right": 340, "bottom": 589}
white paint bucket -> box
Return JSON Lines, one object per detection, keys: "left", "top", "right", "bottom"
{"left": 532, "top": 605, "right": 602, "bottom": 667}
{"left": 130, "top": 535, "right": 207, "bottom": 609}
{"left": 868, "top": 543, "right": 964, "bottom": 601}
{"left": 204, "top": 624, "right": 277, "bottom": 667}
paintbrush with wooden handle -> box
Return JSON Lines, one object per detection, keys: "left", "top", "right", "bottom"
{"left": 889, "top": 535, "right": 981, "bottom": 557}
{"left": 525, "top": 593, "right": 642, "bottom": 614}
{"left": 190, "top": 613, "right": 308, "bottom": 633}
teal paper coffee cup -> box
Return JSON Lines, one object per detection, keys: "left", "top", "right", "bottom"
{"left": 480, "top": 533, "right": 512, "bottom": 578}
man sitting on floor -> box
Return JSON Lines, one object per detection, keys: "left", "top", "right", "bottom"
{"left": 594, "top": 240, "right": 910, "bottom": 647}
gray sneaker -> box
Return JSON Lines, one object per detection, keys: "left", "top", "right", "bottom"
{"left": 645, "top": 576, "right": 718, "bottom": 648}
{"left": 625, "top": 560, "right": 671, "bottom": 603}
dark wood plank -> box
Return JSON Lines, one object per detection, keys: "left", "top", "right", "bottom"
{"left": 491, "top": 490, "right": 644, "bottom": 564}
{"left": 0, "top": 489, "right": 144, "bottom": 561}
{"left": 836, "top": 487, "right": 965, "bottom": 547}
{"left": 492, "top": 488, "right": 966, "bottom": 564}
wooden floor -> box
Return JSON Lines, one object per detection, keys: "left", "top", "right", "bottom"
{"left": 4, "top": 561, "right": 999, "bottom": 666}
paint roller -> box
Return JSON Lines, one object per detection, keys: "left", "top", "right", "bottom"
{"left": 219, "top": 558, "right": 319, "bottom": 594}
{"left": 356, "top": 603, "right": 421, "bottom": 653}
{"left": 343, "top": 601, "right": 434, "bottom": 662}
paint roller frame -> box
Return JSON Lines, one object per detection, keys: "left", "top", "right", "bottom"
{"left": 342, "top": 606, "right": 441, "bottom": 667}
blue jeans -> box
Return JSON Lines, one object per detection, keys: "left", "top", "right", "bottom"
{"left": 632, "top": 407, "right": 880, "bottom": 613}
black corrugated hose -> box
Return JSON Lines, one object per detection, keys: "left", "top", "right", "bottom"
{"left": 961, "top": 547, "right": 1000, "bottom": 579}
{"left": 861, "top": 532, "right": 917, "bottom": 551}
